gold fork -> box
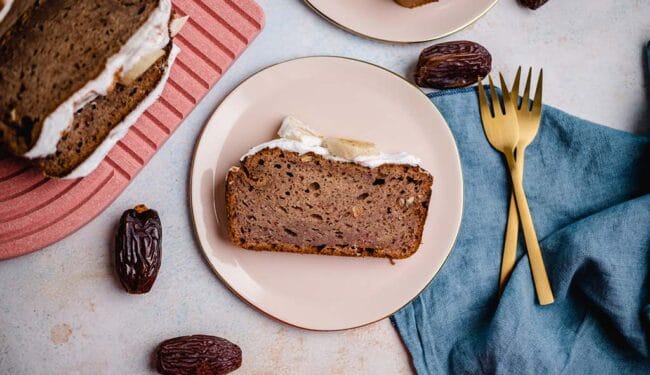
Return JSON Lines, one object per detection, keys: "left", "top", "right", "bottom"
{"left": 499, "top": 67, "right": 544, "bottom": 292}
{"left": 477, "top": 74, "right": 554, "bottom": 305}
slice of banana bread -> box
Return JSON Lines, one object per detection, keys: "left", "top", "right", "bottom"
{"left": 34, "top": 44, "right": 175, "bottom": 178}
{"left": 226, "top": 148, "right": 433, "bottom": 259}
{"left": 0, "top": 0, "right": 164, "bottom": 156}
{"left": 394, "top": 0, "right": 438, "bottom": 8}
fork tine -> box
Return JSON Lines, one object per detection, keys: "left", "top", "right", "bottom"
{"left": 511, "top": 66, "right": 522, "bottom": 108}
{"left": 488, "top": 75, "right": 501, "bottom": 115}
{"left": 499, "top": 73, "right": 513, "bottom": 110}
{"left": 522, "top": 67, "right": 533, "bottom": 111}
{"left": 532, "top": 68, "right": 543, "bottom": 116}
{"left": 477, "top": 77, "right": 493, "bottom": 120}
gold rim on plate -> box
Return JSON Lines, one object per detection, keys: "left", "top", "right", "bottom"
{"left": 303, "top": 0, "right": 499, "bottom": 44}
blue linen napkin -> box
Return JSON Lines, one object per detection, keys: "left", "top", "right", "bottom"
{"left": 391, "top": 67, "right": 650, "bottom": 372}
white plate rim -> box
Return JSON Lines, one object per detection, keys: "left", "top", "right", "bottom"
{"left": 303, "top": 0, "right": 499, "bottom": 44}
{"left": 189, "top": 55, "right": 464, "bottom": 331}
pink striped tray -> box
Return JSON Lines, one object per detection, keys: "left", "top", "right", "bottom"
{"left": 0, "top": 0, "right": 264, "bottom": 260}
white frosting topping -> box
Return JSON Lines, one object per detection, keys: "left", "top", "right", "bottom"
{"left": 278, "top": 116, "right": 322, "bottom": 147}
{"left": 244, "top": 138, "right": 341, "bottom": 161}
{"left": 63, "top": 44, "right": 180, "bottom": 179}
{"left": 242, "top": 116, "right": 421, "bottom": 168}
{"left": 24, "top": 0, "right": 172, "bottom": 158}
{"left": 0, "top": 0, "right": 14, "bottom": 23}
{"left": 354, "top": 152, "right": 420, "bottom": 168}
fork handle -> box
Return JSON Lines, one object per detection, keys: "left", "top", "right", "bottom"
{"left": 505, "top": 151, "right": 555, "bottom": 305}
{"left": 499, "top": 150, "right": 525, "bottom": 292}
{"left": 499, "top": 193, "right": 518, "bottom": 293}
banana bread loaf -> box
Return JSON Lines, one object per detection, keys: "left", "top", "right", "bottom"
{"left": 0, "top": 0, "right": 168, "bottom": 156}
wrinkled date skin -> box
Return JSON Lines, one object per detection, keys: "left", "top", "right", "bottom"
{"left": 115, "top": 204, "right": 162, "bottom": 294}
{"left": 414, "top": 40, "right": 492, "bottom": 89}
{"left": 519, "top": 0, "right": 548, "bottom": 9}
{"left": 157, "top": 335, "right": 242, "bottom": 375}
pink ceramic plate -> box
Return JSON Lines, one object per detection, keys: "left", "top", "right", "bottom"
{"left": 190, "top": 56, "right": 463, "bottom": 330}
{"left": 0, "top": 0, "right": 264, "bottom": 260}
{"left": 305, "top": 0, "right": 498, "bottom": 43}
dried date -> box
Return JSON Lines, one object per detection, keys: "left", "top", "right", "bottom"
{"left": 157, "top": 335, "right": 242, "bottom": 375}
{"left": 519, "top": 0, "right": 548, "bottom": 9}
{"left": 414, "top": 40, "right": 492, "bottom": 89}
{"left": 115, "top": 204, "right": 162, "bottom": 294}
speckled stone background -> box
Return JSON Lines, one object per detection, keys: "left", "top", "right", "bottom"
{"left": 1, "top": 1, "right": 648, "bottom": 374}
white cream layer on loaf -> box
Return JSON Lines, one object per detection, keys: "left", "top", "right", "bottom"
{"left": 63, "top": 44, "right": 180, "bottom": 179}
{"left": 242, "top": 116, "right": 421, "bottom": 168}
{"left": 24, "top": 0, "right": 172, "bottom": 158}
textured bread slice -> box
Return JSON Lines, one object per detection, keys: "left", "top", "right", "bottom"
{"left": 0, "top": 0, "right": 161, "bottom": 155}
{"left": 226, "top": 148, "right": 433, "bottom": 259}
{"left": 34, "top": 45, "right": 172, "bottom": 178}
{"left": 394, "top": 0, "right": 438, "bottom": 8}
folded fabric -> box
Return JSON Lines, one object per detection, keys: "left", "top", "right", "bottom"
{"left": 391, "top": 79, "right": 649, "bottom": 373}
